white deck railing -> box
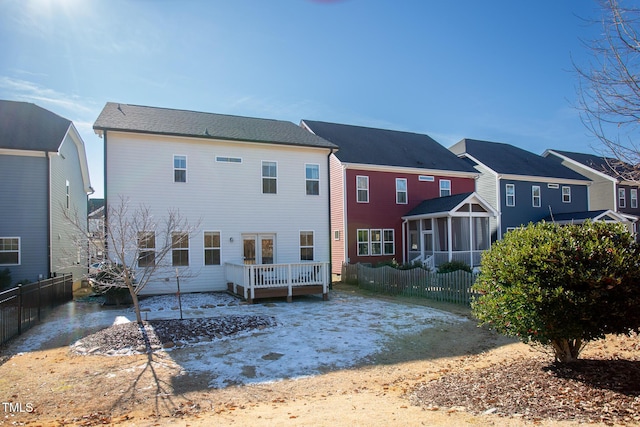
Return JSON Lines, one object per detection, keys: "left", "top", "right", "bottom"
{"left": 224, "top": 261, "right": 330, "bottom": 301}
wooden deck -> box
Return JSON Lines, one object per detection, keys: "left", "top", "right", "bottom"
{"left": 224, "top": 261, "right": 330, "bottom": 303}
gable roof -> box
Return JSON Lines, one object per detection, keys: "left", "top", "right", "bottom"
{"left": 545, "top": 149, "right": 633, "bottom": 180}
{"left": 542, "top": 209, "right": 631, "bottom": 224}
{"left": 94, "top": 103, "right": 337, "bottom": 150}
{"left": 403, "top": 192, "right": 498, "bottom": 218}
{"left": 452, "top": 139, "right": 589, "bottom": 181}
{"left": 0, "top": 100, "right": 72, "bottom": 151}
{"left": 301, "top": 120, "right": 477, "bottom": 174}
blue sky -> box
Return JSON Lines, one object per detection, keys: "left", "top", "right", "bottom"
{"left": 1, "top": 0, "right": 605, "bottom": 199}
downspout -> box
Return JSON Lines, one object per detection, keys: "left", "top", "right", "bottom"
{"left": 46, "top": 150, "right": 51, "bottom": 278}
{"left": 103, "top": 130, "right": 108, "bottom": 256}
{"left": 327, "top": 149, "right": 333, "bottom": 286}
{"left": 401, "top": 219, "right": 408, "bottom": 264}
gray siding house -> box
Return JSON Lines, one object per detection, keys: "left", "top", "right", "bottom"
{"left": 449, "top": 139, "right": 594, "bottom": 240}
{"left": 0, "top": 100, "right": 93, "bottom": 285}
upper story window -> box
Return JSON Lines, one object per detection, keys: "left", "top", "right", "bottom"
{"left": 439, "top": 179, "right": 451, "bottom": 197}
{"left": 356, "top": 176, "right": 369, "bottom": 203}
{"left": 506, "top": 184, "right": 515, "bottom": 207}
{"left": 562, "top": 186, "right": 571, "bottom": 203}
{"left": 174, "top": 155, "right": 187, "bottom": 183}
{"left": 305, "top": 164, "right": 320, "bottom": 195}
{"left": 396, "top": 178, "right": 407, "bottom": 204}
{"left": 619, "top": 188, "right": 626, "bottom": 208}
{"left": 137, "top": 232, "right": 156, "bottom": 267}
{"left": 204, "top": 231, "right": 221, "bottom": 266}
{"left": 631, "top": 189, "right": 638, "bottom": 209}
{"left": 0, "top": 237, "right": 20, "bottom": 265}
{"left": 300, "top": 231, "right": 314, "bottom": 261}
{"left": 532, "top": 185, "right": 541, "bottom": 208}
{"left": 262, "top": 161, "right": 277, "bottom": 194}
{"left": 172, "top": 232, "right": 189, "bottom": 267}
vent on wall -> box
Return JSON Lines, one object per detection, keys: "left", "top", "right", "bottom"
{"left": 548, "top": 183, "right": 559, "bottom": 189}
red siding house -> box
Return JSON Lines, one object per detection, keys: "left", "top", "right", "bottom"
{"left": 301, "top": 120, "right": 493, "bottom": 275}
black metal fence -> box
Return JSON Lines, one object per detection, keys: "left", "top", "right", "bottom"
{"left": 0, "top": 274, "right": 73, "bottom": 346}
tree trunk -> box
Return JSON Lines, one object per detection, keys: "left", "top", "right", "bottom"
{"left": 551, "top": 338, "right": 583, "bottom": 363}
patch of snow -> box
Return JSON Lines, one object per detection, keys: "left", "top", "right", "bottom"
{"left": 9, "top": 291, "right": 466, "bottom": 389}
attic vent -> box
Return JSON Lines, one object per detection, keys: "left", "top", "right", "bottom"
{"left": 419, "top": 175, "right": 435, "bottom": 182}
{"left": 548, "top": 183, "right": 559, "bottom": 189}
{"left": 216, "top": 156, "right": 242, "bottom": 163}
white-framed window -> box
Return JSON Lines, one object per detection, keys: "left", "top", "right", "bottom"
{"left": 334, "top": 230, "right": 340, "bottom": 241}
{"left": 172, "top": 232, "right": 189, "bottom": 267}
{"left": 357, "top": 229, "right": 369, "bottom": 255}
{"left": 137, "top": 232, "right": 156, "bottom": 267}
{"left": 619, "top": 188, "right": 626, "bottom": 208}
{"left": 305, "top": 164, "right": 320, "bottom": 196}
{"left": 439, "top": 179, "right": 451, "bottom": 197}
{"left": 356, "top": 175, "right": 369, "bottom": 203}
{"left": 371, "top": 229, "right": 382, "bottom": 255}
{"left": 532, "top": 185, "right": 541, "bottom": 208}
{"left": 632, "top": 189, "right": 638, "bottom": 209}
{"left": 204, "top": 231, "right": 221, "bottom": 266}
{"left": 396, "top": 178, "right": 407, "bottom": 204}
{"left": 0, "top": 237, "right": 20, "bottom": 265}
{"left": 262, "top": 161, "right": 277, "bottom": 194}
{"left": 506, "top": 184, "right": 515, "bottom": 207}
{"left": 174, "top": 155, "right": 187, "bottom": 183}
{"left": 505, "top": 227, "right": 517, "bottom": 234}
{"left": 383, "top": 229, "right": 395, "bottom": 255}
{"left": 562, "top": 186, "right": 571, "bottom": 203}
{"left": 300, "top": 231, "right": 314, "bottom": 261}
{"left": 65, "top": 180, "right": 70, "bottom": 210}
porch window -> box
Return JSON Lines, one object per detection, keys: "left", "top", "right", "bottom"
{"left": 472, "top": 217, "right": 490, "bottom": 250}
{"left": 396, "top": 178, "right": 407, "bottom": 204}
{"left": 383, "top": 229, "right": 395, "bottom": 255}
{"left": 0, "top": 237, "right": 20, "bottom": 265}
{"left": 300, "top": 231, "right": 314, "bottom": 261}
{"left": 305, "top": 164, "right": 320, "bottom": 195}
{"left": 434, "top": 218, "right": 449, "bottom": 251}
{"left": 439, "top": 179, "right": 451, "bottom": 197}
{"left": 204, "top": 231, "right": 221, "bottom": 265}
{"left": 451, "top": 218, "right": 470, "bottom": 251}
{"left": 371, "top": 229, "right": 382, "bottom": 255}
{"left": 409, "top": 221, "right": 419, "bottom": 251}
{"left": 562, "top": 186, "right": 571, "bottom": 203}
{"left": 262, "top": 161, "right": 277, "bottom": 194}
{"left": 506, "top": 184, "right": 515, "bottom": 207}
{"left": 632, "top": 189, "right": 638, "bottom": 209}
{"left": 172, "top": 232, "right": 189, "bottom": 267}
{"left": 532, "top": 185, "right": 541, "bottom": 208}
{"left": 356, "top": 176, "right": 369, "bottom": 203}
{"left": 137, "top": 232, "right": 156, "bottom": 267}
{"left": 619, "top": 188, "right": 626, "bottom": 208}
{"left": 174, "top": 155, "right": 187, "bottom": 183}
{"left": 357, "top": 229, "right": 369, "bottom": 255}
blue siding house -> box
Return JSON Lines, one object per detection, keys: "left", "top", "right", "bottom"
{"left": 449, "top": 139, "right": 594, "bottom": 240}
{"left": 0, "top": 100, "right": 93, "bottom": 286}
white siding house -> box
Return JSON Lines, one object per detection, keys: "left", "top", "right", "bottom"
{"left": 94, "top": 103, "right": 337, "bottom": 297}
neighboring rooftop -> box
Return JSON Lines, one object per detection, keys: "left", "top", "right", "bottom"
{"left": 94, "top": 103, "right": 338, "bottom": 150}
{"left": 0, "top": 100, "right": 71, "bottom": 151}
{"left": 547, "top": 149, "right": 634, "bottom": 179}
{"left": 301, "top": 120, "right": 477, "bottom": 173}
{"left": 451, "top": 139, "right": 590, "bottom": 181}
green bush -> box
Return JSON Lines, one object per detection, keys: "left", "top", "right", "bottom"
{"left": 437, "top": 261, "right": 472, "bottom": 274}
{"left": 471, "top": 221, "right": 640, "bottom": 362}
{"left": 375, "top": 259, "right": 427, "bottom": 270}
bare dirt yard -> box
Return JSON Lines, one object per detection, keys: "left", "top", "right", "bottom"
{"left": 0, "top": 283, "right": 639, "bottom": 427}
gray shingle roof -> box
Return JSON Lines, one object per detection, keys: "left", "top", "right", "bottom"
{"left": 455, "top": 139, "right": 589, "bottom": 181}
{"left": 302, "top": 120, "right": 477, "bottom": 173}
{"left": 94, "top": 103, "right": 337, "bottom": 150}
{"left": 0, "top": 100, "right": 71, "bottom": 151}
{"left": 404, "top": 192, "right": 475, "bottom": 216}
{"left": 550, "top": 149, "right": 631, "bottom": 178}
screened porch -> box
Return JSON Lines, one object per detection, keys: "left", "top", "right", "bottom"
{"left": 402, "top": 192, "right": 498, "bottom": 269}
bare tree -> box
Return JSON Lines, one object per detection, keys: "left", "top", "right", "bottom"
{"left": 576, "top": 0, "right": 640, "bottom": 180}
{"left": 66, "top": 196, "right": 200, "bottom": 325}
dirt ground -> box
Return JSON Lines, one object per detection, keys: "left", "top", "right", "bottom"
{"left": 0, "top": 284, "right": 637, "bottom": 427}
